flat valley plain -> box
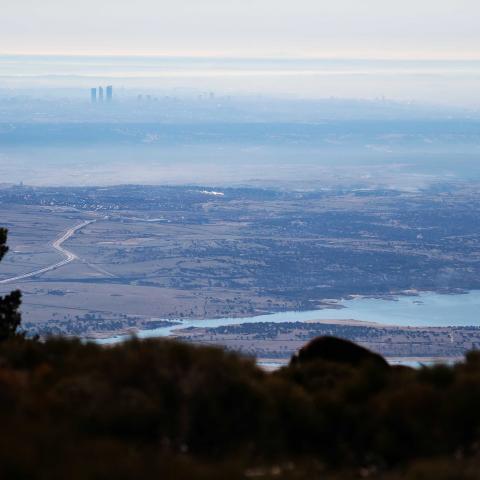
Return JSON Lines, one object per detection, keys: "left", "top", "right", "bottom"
{"left": 1, "top": 183, "right": 480, "bottom": 361}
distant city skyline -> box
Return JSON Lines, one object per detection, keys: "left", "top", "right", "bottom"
{"left": 2, "top": 55, "right": 480, "bottom": 107}
{"left": 2, "top": 1, "right": 480, "bottom": 107}
{"left": 90, "top": 86, "right": 113, "bottom": 103}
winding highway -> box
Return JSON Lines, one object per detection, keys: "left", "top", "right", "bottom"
{"left": 0, "top": 220, "right": 94, "bottom": 285}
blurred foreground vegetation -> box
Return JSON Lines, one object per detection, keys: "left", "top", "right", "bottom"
{"left": 0, "top": 335, "right": 480, "bottom": 479}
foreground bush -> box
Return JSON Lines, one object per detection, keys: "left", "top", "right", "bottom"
{"left": 0, "top": 336, "right": 480, "bottom": 478}
{"left": 0, "top": 229, "right": 22, "bottom": 342}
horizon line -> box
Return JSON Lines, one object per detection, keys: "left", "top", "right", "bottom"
{"left": 2, "top": 52, "right": 480, "bottom": 62}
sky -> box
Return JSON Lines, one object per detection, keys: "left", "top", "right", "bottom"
{"left": 1, "top": 0, "right": 480, "bottom": 59}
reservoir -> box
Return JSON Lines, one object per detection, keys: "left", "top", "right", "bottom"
{"left": 98, "top": 289, "right": 480, "bottom": 344}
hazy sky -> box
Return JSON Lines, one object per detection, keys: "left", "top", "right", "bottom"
{"left": 1, "top": 0, "right": 479, "bottom": 58}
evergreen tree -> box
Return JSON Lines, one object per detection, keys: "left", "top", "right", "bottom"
{"left": 0, "top": 229, "right": 22, "bottom": 341}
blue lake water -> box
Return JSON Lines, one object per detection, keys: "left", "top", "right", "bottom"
{"left": 98, "top": 290, "right": 480, "bottom": 345}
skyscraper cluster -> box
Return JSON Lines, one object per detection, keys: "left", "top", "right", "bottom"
{"left": 91, "top": 86, "right": 113, "bottom": 103}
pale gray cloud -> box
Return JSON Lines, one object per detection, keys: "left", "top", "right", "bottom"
{"left": 1, "top": 0, "right": 479, "bottom": 57}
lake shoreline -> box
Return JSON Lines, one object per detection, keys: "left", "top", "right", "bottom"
{"left": 94, "top": 288, "right": 480, "bottom": 347}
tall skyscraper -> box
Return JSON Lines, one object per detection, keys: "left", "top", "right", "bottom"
{"left": 90, "top": 87, "right": 97, "bottom": 103}
{"left": 106, "top": 85, "right": 113, "bottom": 102}
{"left": 98, "top": 86, "right": 104, "bottom": 103}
